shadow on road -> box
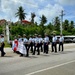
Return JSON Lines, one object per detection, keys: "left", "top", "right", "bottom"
{"left": 60, "top": 51, "right": 75, "bottom": 54}
{"left": 0, "top": 56, "right": 13, "bottom": 58}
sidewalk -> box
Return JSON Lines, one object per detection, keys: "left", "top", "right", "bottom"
{"left": 4, "top": 48, "right": 12, "bottom": 52}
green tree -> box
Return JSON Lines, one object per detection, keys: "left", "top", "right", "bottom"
{"left": 40, "top": 15, "right": 47, "bottom": 36}
{"left": 0, "top": 26, "right": 3, "bottom": 34}
{"left": 15, "top": 6, "right": 26, "bottom": 23}
{"left": 47, "top": 22, "right": 54, "bottom": 31}
{"left": 70, "top": 21, "right": 74, "bottom": 29}
{"left": 40, "top": 15, "right": 47, "bottom": 26}
{"left": 63, "top": 19, "right": 69, "bottom": 30}
{"left": 72, "top": 28, "right": 75, "bottom": 35}
{"left": 31, "top": 12, "right": 36, "bottom": 24}
{"left": 54, "top": 16, "right": 60, "bottom": 31}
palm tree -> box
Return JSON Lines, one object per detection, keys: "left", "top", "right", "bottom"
{"left": 40, "top": 15, "right": 47, "bottom": 26}
{"left": 70, "top": 21, "right": 74, "bottom": 29}
{"left": 31, "top": 12, "right": 36, "bottom": 24}
{"left": 54, "top": 16, "right": 60, "bottom": 31}
{"left": 40, "top": 15, "right": 47, "bottom": 37}
{"left": 15, "top": 6, "right": 26, "bottom": 23}
{"left": 63, "top": 19, "right": 69, "bottom": 30}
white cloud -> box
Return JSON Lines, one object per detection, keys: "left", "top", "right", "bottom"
{"left": 1, "top": 0, "right": 21, "bottom": 21}
{"left": 0, "top": 0, "right": 75, "bottom": 23}
{"left": 38, "top": 4, "right": 63, "bottom": 23}
{"left": 55, "top": 0, "right": 75, "bottom": 5}
{"left": 0, "top": 0, "right": 39, "bottom": 21}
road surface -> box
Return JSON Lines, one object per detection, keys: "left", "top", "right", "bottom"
{"left": 0, "top": 43, "right": 75, "bottom": 75}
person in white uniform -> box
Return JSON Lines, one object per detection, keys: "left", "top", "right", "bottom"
{"left": 33, "top": 34, "right": 40, "bottom": 55}
{"left": 38, "top": 35, "right": 43, "bottom": 52}
{"left": 51, "top": 34, "right": 57, "bottom": 53}
{"left": 28, "top": 35, "right": 33, "bottom": 53}
{"left": 44, "top": 34, "right": 50, "bottom": 54}
{"left": 23, "top": 34, "right": 29, "bottom": 57}
{"left": 59, "top": 34, "right": 64, "bottom": 51}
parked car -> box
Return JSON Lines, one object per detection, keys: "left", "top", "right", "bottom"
{"left": 72, "top": 38, "right": 75, "bottom": 43}
{"left": 64, "top": 39, "right": 73, "bottom": 43}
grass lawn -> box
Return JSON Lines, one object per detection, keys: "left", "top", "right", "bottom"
{"left": 4, "top": 41, "right": 11, "bottom": 48}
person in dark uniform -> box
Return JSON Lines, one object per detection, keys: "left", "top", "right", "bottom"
{"left": 59, "top": 34, "right": 64, "bottom": 51}
{"left": 33, "top": 34, "right": 40, "bottom": 55}
{"left": 44, "top": 34, "right": 50, "bottom": 54}
{"left": 51, "top": 34, "right": 57, "bottom": 53}
{"left": 0, "top": 34, "right": 6, "bottom": 57}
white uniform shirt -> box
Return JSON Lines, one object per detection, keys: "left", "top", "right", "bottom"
{"left": 32, "top": 38, "right": 35, "bottom": 43}
{"left": 39, "top": 38, "right": 43, "bottom": 43}
{"left": 52, "top": 36, "right": 57, "bottom": 42}
{"left": 29, "top": 37, "right": 33, "bottom": 42}
{"left": 0, "top": 37, "right": 4, "bottom": 43}
{"left": 59, "top": 36, "right": 64, "bottom": 42}
{"left": 34, "top": 37, "right": 39, "bottom": 43}
{"left": 44, "top": 36, "right": 49, "bottom": 43}
{"left": 23, "top": 38, "right": 28, "bottom": 43}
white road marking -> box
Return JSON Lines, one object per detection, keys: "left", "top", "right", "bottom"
{"left": 26, "top": 60, "right": 75, "bottom": 75}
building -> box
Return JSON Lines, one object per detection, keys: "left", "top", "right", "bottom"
{"left": 0, "top": 19, "right": 6, "bottom": 26}
{"left": 22, "top": 20, "right": 31, "bottom": 25}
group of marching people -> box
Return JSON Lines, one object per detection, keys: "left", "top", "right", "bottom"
{"left": 0, "top": 33, "right": 64, "bottom": 57}
{"left": 12, "top": 33, "right": 64, "bottom": 57}
{"left": 12, "top": 34, "right": 50, "bottom": 57}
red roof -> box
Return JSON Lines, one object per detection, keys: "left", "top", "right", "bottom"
{"left": 22, "top": 20, "right": 31, "bottom": 24}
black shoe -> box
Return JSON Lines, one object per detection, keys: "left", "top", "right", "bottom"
{"left": 26, "top": 55, "right": 29, "bottom": 57}
{"left": 46, "top": 52, "right": 48, "bottom": 54}
{"left": 41, "top": 50, "right": 43, "bottom": 52}
{"left": 55, "top": 51, "right": 57, "bottom": 53}
{"left": 1, "top": 53, "right": 6, "bottom": 57}
{"left": 51, "top": 51, "right": 54, "bottom": 52}
{"left": 3, "top": 53, "right": 6, "bottom": 56}
{"left": 20, "top": 54, "right": 23, "bottom": 57}
{"left": 32, "top": 53, "right": 35, "bottom": 55}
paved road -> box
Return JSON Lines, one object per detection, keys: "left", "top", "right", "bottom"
{"left": 0, "top": 43, "right": 75, "bottom": 75}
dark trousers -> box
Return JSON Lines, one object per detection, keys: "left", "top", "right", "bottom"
{"left": 24, "top": 44, "right": 29, "bottom": 57}
{"left": 59, "top": 42, "right": 63, "bottom": 51}
{"left": 26, "top": 49, "right": 29, "bottom": 57}
{"left": 33, "top": 43, "right": 40, "bottom": 55}
{"left": 25, "top": 44, "right": 28, "bottom": 50}
{"left": 0, "top": 43, "right": 5, "bottom": 56}
{"left": 52, "top": 42, "right": 57, "bottom": 52}
{"left": 44, "top": 43, "right": 48, "bottom": 54}
{"left": 28, "top": 42, "right": 33, "bottom": 53}
{"left": 39, "top": 43, "right": 43, "bottom": 52}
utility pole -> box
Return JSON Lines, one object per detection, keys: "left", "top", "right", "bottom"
{"left": 6, "top": 22, "right": 9, "bottom": 43}
{"left": 60, "top": 10, "right": 65, "bottom": 35}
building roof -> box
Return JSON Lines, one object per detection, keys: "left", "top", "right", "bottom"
{"left": 22, "top": 20, "right": 31, "bottom": 24}
{"left": 0, "top": 19, "right": 6, "bottom": 25}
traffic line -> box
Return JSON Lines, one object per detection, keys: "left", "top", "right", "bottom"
{"left": 26, "top": 60, "right": 75, "bottom": 75}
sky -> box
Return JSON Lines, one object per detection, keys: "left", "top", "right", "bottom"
{"left": 0, "top": 0, "right": 75, "bottom": 24}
